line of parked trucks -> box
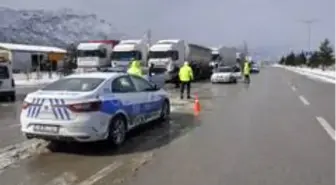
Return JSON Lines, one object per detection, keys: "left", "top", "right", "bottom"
{"left": 74, "top": 39, "right": 238, "bottom": 83}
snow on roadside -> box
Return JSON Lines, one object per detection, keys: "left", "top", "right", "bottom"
{"left": 274, "top": 64, "right": 336, "bottom": 84}
{"left": 14, "top": 72, "right": 62, "bottom": 86}
{"left": 0, "top": 139, "right": 48, "bottom": 174}
{"left": 15, "top": 79, "right": 59, "bottom": 86}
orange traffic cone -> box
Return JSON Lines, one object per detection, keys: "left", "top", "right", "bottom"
{"left": 193, "top": 93, "right": 201, "bottom": 116}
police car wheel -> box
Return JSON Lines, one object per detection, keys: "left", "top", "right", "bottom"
{"left": 160, "top": 100, "right": 170, "bottom": 121}
{"left": 108, "top": 115, "right": 127, "bottom": 146}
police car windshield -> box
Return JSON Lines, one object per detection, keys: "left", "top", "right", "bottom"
{"left": 0, "top": 66, "right": 9, "bottom": 79}
{"left": 42, "top": 78, "right": 105, "bottom": 92}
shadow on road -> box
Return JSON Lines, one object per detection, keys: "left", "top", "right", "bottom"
{"left": 47, "top": 112, "right": 200, "bottom": 156}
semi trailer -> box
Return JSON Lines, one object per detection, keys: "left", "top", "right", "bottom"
{"left": 148, "top": 39, "right": 212, "bottom": 83}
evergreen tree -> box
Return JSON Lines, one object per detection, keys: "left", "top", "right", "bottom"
{"left": 318, "top": 39, "right": 334, "bottom": 70}
{"left": 307, "top": 51, "right": 320, "bottom": 68}
{"left": 285, "top": 52, "right": 296, "bottom": 66}
{"left": 279, "top": 56, "right": 285, "bottom": 64}
{"left": 294, "top": 51, "right": 307, "bottom": 66}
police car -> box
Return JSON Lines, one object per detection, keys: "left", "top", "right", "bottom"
{"left": 210, "top": 66, "right": 241, "bottom": 83}
{"left": 20, "top": 72, "right": 170, "bottom": 146}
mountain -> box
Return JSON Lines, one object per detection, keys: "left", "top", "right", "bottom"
{"left": 0, "top": 7, "right": 126, "bottom": 47}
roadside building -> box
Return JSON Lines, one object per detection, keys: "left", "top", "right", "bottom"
{"left": 0, "top": 42, "right": 66, "bottom": 72}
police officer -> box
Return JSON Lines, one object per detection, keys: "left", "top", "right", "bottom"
{"left": 148, "top": 63, "right": 155, "bottom": 77}
{"left": 178, "top": 61, "right": 194, "bottom": 99}
{"left": 127, "top": 59, "right": 143, "bottom": 77}
{"left": 243, "top": 60, "right": 251, "bottom": 84}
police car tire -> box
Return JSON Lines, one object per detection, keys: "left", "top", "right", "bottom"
{"left": 108, "top": 115, "right": 127, "bottom": 146}
{"left": 159, "top": 100, "right": 170, "bottom": 121}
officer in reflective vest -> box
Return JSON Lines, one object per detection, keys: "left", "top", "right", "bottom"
{"left": 127, "top": 59, "right": 143, "bottom": 77}
{"left": 178, "top": 61, "right": 194, "bottom": 99}
{"left": 243, "top": 60, "right": 251, "bottom": 83}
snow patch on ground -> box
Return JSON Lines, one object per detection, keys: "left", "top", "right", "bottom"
{"left": 0, "top": 139, "right": 48, "bottom": 174}
{"left": 274, "top": 64, "right": 336, "bottom": 84}
{"left": 14, "top": 72, "right": 62, "bottom": 86}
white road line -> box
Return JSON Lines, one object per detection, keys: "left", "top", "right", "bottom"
{"left": 298, "top": 95, "right": 310, "bottom": 106}
{"left": 316, "top": 117, "right": 335, "bottom": 141}
{"left": 45, "top": 172, "right": 78, "bottom": 185}
{"left": 291, "top": 86, "right": 297, "bottom": 92}
{"left": 77, "top": 161, "right": 123, "bottom": 185}
{"left": 7, "top": 124, "right": 20, "bottom": 128}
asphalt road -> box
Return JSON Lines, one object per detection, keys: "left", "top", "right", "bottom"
{"left": 0, "top": 68, "right": 334, "bottom": 185}
{"left": 0, "top": 86, "right": 40, "bottom": 148}
{"left": 120, "top": 67, "right": 335, "bottom": 185}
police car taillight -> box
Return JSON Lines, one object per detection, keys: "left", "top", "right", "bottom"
{"left": 22, "top": 101, "right": 31, "bottom": 109}
{"left": 68, "top": 101, "right": 101, "bottom": 112}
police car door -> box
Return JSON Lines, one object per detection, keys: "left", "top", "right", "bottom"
{"left": 129, "top": 75, "right": 160, "bottom": 121}
{"left": 109, "top": 75, "right": 141, "bottom": 128}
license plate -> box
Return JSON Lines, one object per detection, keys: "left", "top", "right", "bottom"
{"left": 33, "top": 124, "right": 59, "bottom": 133}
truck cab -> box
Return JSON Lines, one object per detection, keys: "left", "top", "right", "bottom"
{"left": 76, "top": 40, "right": 119, "bottom": 69}
{"left": 0, "top": 53, "right": 15, "bottom": 101}
{"left": 210, "top": 48, "right": 221, "bottom": 68}
{"left": 76, "top": 43, "right": 111, "bottom": 68}
{"left": 111, "top": 40, "right": 148, "bottom": 68}
{"left": 148, "top": 40, "right": 186, "bottom": 82}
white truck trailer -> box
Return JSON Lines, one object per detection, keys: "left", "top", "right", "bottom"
{"left": 148, "top": 39, "right": 212, "bottom": 83}
{"left": 211, "top": 46, "right": 237, "bottom": 67}
{"left": 111, "top": 39, "right": 148, "bottom": 69}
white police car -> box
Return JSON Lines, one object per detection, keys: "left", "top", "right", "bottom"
{"left": 20, "top": 72, "right": 170, "bottom": 146}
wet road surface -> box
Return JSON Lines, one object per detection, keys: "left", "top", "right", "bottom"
{"left": 0, "top": 86, "right": 41, "bottom": 148}
{"left": 0, "top": 68, "right": 334, "bottom": 185}
{"left": 0, "top": 82, "right": 207, "bottom": 185}
{"left": 119, "top": 67, "right": 334, "bottom": 185}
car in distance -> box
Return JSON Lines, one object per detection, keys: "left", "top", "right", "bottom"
{"left": 210, "top": 66, "right": 241, "bottom": 83}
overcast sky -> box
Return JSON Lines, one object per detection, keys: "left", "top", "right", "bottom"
{"left": 1, "top": 0, "right": 334, "bottom": 57}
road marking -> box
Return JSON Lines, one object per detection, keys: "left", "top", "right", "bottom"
{"left": 316, "top": 117, "right": 335, "bottom": 141}
{"left": 0, "top": 104, "right": 10, "bottom": 107}
{"left": 7, "top": 124, "right": 20, "bottom": 128}
{"left": 77, "top": 161, "right": 123, "bottom": 185}
{"left": 291, "top": 86, "right": 297, "bottom": 92}
{"left": 298, "top": 95, "right": 310, "bottom": 106}
{"left": 45, "top": 172, "right": 78, "bottom": 185}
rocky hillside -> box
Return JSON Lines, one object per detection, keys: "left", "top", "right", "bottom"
{"left": 0, "top": 7, "right": 126, "bottom": 47}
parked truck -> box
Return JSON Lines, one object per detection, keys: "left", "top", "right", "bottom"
{"left": 76, "top": 40, "right": 119, "bottom": 68}
{"left": 148, "top": 39, "right": 212, "bottom": 83}
{"left": 111, "top": 39, "right": 148, "bottom": 69}
{"left": 210, "top": 46, "right": 237, "bottom": 67}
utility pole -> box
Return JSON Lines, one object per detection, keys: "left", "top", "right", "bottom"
{"left": 298, "top": 19, "right": 318, "bottom": 53}
{"left": 147, "top": 29, "right": 152, "bottom": 47}
{"left": 145, "top": 29, "right": 152, "bottom": 66}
